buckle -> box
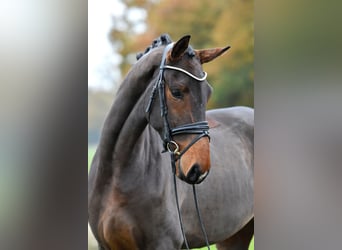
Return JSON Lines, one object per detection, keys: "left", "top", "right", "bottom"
{"left": 166, "top": 141, "right": 181, "bottom": 155}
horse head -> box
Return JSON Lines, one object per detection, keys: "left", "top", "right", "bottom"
{"left": 142, "top": 35, "right": 230, "bottom": 184}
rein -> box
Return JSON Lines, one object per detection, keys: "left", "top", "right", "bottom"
{"left": 146, "top": 43, "right": 211, "bottom": 249}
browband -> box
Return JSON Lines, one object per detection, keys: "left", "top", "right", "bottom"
{"left": 163, "top": 65, "right": 207, "bottom": 81}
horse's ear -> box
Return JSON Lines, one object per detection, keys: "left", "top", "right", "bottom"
{"left": 196, "top": 46, "right": 231, "bottom": 64}
{"left": 170, "top": 35, "right": 191, "bottom": 60}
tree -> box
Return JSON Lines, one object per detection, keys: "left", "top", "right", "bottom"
{"left": 109, "top": 0, "right": 254, "bottom": 108}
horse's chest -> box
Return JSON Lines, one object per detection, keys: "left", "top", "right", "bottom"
{"left": 100, "top": 193, "right": 178, "bottom": 250}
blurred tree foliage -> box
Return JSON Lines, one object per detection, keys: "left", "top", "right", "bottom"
{"left": 110, "top": 0, "right": 253, "bottom": 108}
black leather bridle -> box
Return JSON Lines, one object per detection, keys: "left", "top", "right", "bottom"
{"left": 145, "top": 43, "right": 210, "bottom": 164}
{"left": 145, "top": 43, "right": 211, "bottom": 249}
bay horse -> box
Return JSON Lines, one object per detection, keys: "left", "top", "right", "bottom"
{"left": 88, "top": 34, "right": 254, "bottom": 250}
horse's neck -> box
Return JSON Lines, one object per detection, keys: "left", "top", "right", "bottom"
{"left": 98, "top": 58, "right": 157, "bottom": 165}
{"left": 115, "top": 125, "right": 168, "bottom": 192}
{"left": 109, "top": 88, "right": 169, "bottom": 193}
{"left": 96, "top": 50, "right": 163, "bottom": 179}
{"left": 112, "top": 95, "right": 151, "bottom": 167}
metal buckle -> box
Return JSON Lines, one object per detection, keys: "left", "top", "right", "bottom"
{"left": 167, "top": 141, "right": 181, "bottom": 155}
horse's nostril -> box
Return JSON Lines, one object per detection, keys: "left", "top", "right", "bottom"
{"left": 186, "top": 164, "right": 201, "bottom": 184}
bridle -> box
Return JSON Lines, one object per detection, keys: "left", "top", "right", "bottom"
{"left": 145, "top": 43, "right": 210, "bottom": 162}
{"left": 145, "top": 43, "right": 211, "bottom": 249}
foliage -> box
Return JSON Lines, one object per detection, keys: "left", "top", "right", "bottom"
{"left": 110, "top": 0, "right": 254, "bottom": 109}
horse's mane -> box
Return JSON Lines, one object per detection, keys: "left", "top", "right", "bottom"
{"left": 136, "top": 33, "right": 195, "bottom": 60}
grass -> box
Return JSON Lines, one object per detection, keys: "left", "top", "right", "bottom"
{"left": 248, "top": 237, "right": 254, "bottom": 250}
{"left": 88, "top": 146, "right": 254, "bottom": 250}
{"left": 193, "top": 236, "right": 254, "bottom": 250}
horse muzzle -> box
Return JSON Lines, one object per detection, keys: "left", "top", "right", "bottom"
{"left": 178, "top": 162, "right": 210, "bottom": 184}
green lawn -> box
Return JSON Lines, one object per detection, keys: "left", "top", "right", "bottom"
{"left": 88, "top": 146, "right": 254, "bottom": 250}
{"left": 250, "top": 237, "right": 254, "bottom": 250}
{"left": 193, "top": 236, "right": 254, "bottom": 250}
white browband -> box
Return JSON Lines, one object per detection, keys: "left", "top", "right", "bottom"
{"left": 162, "top": 65, "right": 207, "bottom": 81}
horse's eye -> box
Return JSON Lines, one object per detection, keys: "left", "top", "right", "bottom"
{"left": 171, "top": 89, "right": 183, "bottom": 99}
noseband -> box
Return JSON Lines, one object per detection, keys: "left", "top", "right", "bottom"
{"left": 145, "top": 43, "right": 210, "bottom": 161}
{"left": 145, "top": 43, "right": 211, "bottom": 249}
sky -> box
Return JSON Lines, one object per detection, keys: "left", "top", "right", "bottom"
{"left": 88, "top": 0, "right": 124, "bottom": 90}
{"left": 88, "top": 0, "right": 147, "bottom": 90}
